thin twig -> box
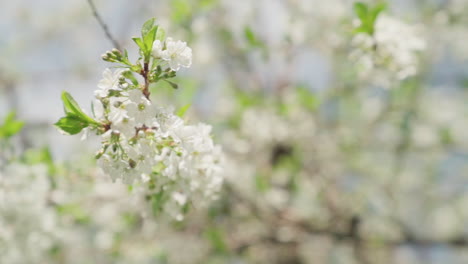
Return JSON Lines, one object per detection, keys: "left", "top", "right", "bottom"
{"left": 86, "top": 0, "right": 122, "bottom": 50}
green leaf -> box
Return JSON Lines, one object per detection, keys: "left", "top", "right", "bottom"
{"left": 370, "top": 3, "right": 387, "bottom": 24}
{"left": 61, "top": 91, "right": 97, "bottom": 124}
{"left": 205, "top": 228, "right": 228, "bottom": 254}
{"left": 353, "top": 2, "right": 368, "bottom": 21}
{"left": 143, "top": 26, "right": 158, "bottom": 58}
{"left": 255, "top": 173, "right": 270, "bottom": 193}
{"left": 54, "top": 115, "right": 89, "bottom": 135}
{"left": 171, "top": 0, "right": 191, "bottom": 23}
{"left": 199, "top": 0, "right": 218, "bottom": 9}
{"left": 151, "top": 191, "right": 168, "bottom": 217}
{"left": 141, "top": 18, "right": 156, "bottom": 37}
{"left": 132, "top": 37, "right": 146, "bottom": 52}
{"left": 140, "top": 18, "right": 159, "bottom": 61}
{"left": 244, "top": 26, "right": 262, "bottom": 47}
{"left": 176, "top": 104, "right": 191, "bottom": 117}
{"left": 155, "top": 27, "right": 166, "bottom": 42}
{"left": 0, "top": 111, "right": 24, "bottom": 139}
{"left": 57, "top": 203, "right": 90, "bottom": 224}
{"left": 353, "top": 2, "right": 387, "bottom": 35}
{"left": 297, "top": 86, "right": 320, "bottom": 111}
{"left": 23, "top": 147, "right": 53, "bottom": 165}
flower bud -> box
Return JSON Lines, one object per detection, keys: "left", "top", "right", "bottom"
{"left": 145, "top": 128, "right": 155, "bottom": 136}
{"left": 128, "top": 159, "right": 137, "bottom": 169}
{"left": 95, "top": 148, "right": 105, "bottom": 159}
{"left": 111, "top": 130, "right": 121, "bottom": 141}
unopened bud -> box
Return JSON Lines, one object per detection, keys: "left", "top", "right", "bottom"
{"left": 145, "top": 128, "right": 155, "bottom": 136}
{"left": 95, "top": 149, "right": 105, "bottom": 159}
{"left": 111, "top": 130, "right": 121, "bottom": 141}
{"left": 106, "top": 51, "right": 115, "bottom": 59}
{"left": 128, "top": 159, "right": 136, "bottom": 169}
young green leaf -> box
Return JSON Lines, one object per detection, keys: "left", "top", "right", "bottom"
{"left": 155, "top": 27, "right": 166, "bottom": 42}
{"left": 143, "top": 26, "right": 158, "bottom": 59}
{"left": 370, "top": 3, "right": 387, "bottom": 24}
{"left": 61, "top": 91, "right": 98, "bottom": 125}
{"left": 244, "top": 26, "right": 262, "bottom": 47}
{"left": 141, "top": 18, "right": 156, "bottom": 37}
{"left": 297, "top": 86, "right": 320, "bottom": 111}
{"left": 205, "top": 228, "right": 228, "bottom": 254}
{"left": 0, "top": 112, "right": 24, "bottom": 139}
{"left": 353, "top": 2, "right": 387, "bottom": 35}
{"left": 132, "top": 37, "right": 146, "bottom": 53}
{"left": 353, "top": 2, "right": 368, "bottom": 21}
{"left": 176, "top": 104, "right": 191, "bottom": 117}
{"left": 54, "top": 115, "right": 89, "bottom": 135}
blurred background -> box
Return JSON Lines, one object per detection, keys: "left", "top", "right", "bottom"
{"left": 2, "top": 0, "right": 468, "bottom": 263}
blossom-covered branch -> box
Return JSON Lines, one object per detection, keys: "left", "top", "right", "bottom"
{"left": 55, "top": 18, "right": 222, "bottom": 220}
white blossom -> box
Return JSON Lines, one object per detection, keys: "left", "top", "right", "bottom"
{"left": 351, "top": 14, "right": 426, "bottom": 85}
{"left": 151, "top": 39, "right": 164, "bottom": 58}
{"left": 158, "top": 38, "right": 192, "bottom": 71}
{"left": 88, "top": 68, "right": 223, "bottom": 220}
{"left": 95, "top": 68, "right": 127, "bottom": 98}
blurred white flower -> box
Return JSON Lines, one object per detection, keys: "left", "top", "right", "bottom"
{"left": 351, "top": 14, "right": 426, "bottom": 85}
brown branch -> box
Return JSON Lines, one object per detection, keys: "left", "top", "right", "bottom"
{"left": 86, "top": 0, "right": 122, "bottom": 50}
{"left": 141, "top": 62, "right": 150, "bottom": 99}
{"left": 225, "top": 184, "right": 468, "bottom": 252}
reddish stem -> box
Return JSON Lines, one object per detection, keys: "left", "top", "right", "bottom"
{"left": 142, "top": 62, "right": 151, "bottom": 100}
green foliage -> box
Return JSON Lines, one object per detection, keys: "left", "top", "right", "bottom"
{"left": 171, "top": 0, "right": 192, "bottom": 23}
{"left": 23, "top": 147, "right": 53, "bottom": 165}
{"left": 55, "top": 91, "right": 99, "bottom": 135}
{"left": 23, "top": 147, "right": 56, "bottom": 174}
{"left": 255, "top": 173, "right": 270, "bottom": 192}
{"left": 155, "top": 26, "right": 166, "bottom": 42}
{"left": 56, "top": 203, "right": 90, "bottom": 224}
{"left": 150, "top": 191, "right": 169, "bottom": 217}
{"left": 0, "top": 111, "right": 24, "bottom": 139}
{"left": 54, "top": 115, "right": 89, "bottom": 135}
{"left": 176, "top": 104, "right": 191, "bottom": 117}
{"left": 244, "top": 26, "right": 264, "bottom": 49}
{"left": 61, "top": 91, "right": 98, "bottom": 124}
{"left": 205, "top": 227, "right": 228, "bottom": 254}
{"left": 353, "top": 2, "right": 387, "bottom": 35}
{"left": 132, "top": 18, "right": 163, "bottom": 63}
{"left": 234, "top": 89, "right": 262, "bottom": 110}
{"left": 297, "top": 86, "right": 320, "bottom": 112}
{"left": 199, "top": 0, "right": 218, "bottom": 9}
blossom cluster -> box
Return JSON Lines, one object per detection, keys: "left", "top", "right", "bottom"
{"left": 0, "top": 163, "right": 56, "bottom": 263}
{"left": 93, "top": 75, "right": 223, "bottom": 219}
{"left": 350, "top": 13, "right": 426, "bottom": 85}
{"left": 56, "top": 21, "right": 223, "bottom": 220}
